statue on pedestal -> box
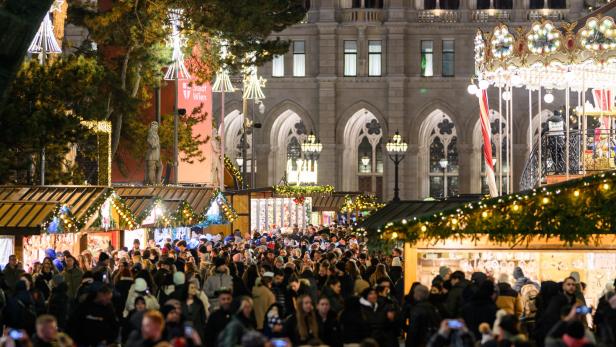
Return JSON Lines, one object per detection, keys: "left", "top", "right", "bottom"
{"left": 145, "top": 121, "right": 162, "bottom": 185}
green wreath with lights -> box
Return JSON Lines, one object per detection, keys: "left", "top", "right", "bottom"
{"left": 273, "top": 184, "right": 334, "bottom": 198}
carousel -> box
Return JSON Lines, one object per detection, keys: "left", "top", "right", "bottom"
{"left": 469, "top": 15, "right": 616, "bottom": 191}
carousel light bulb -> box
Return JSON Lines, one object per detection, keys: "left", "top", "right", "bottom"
{"left": 544, "top": 92, "right": 554, "bottom": 104}
{"left": 467, "top": 84, "right": 479, "bottom": 95}
{"left": 479, "top": 79, "right": 489, "bottom": 90}
{"left": 502, "top": 91, "right": 511, "bottom": 101}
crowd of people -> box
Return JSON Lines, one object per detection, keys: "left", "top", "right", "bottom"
{"left": 0, "top": 225, "right": 614, "bottom": 347}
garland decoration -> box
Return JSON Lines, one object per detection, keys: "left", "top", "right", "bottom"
{"left": 224, "top": 155, "right": 244, "bottom": 188}
{"left": 341, "top": 195, "right": 384, "bottom": 214}
{"left": 273, "top": 185, "right": 334, "bottom": 198}
{"left": 41, "top": 204, "right": 79, "bottom": 234}
{"left": 376, "top": 171, "right": 616, "bottom": 248}
{"left": 173, "top": 200, "right": 198, "bottom": 226}
{"left": 81, "top": 190, "right": 137, "bottom": 230}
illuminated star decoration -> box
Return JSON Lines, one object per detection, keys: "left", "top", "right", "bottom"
{"left": 164, "top": 9, "right": 191, "bottom": 81}
{"left": 242, "top": 53, "right": 266, "bottom": 100}
{"left": 212, "top": 42, "right": 235, "bottom": 93}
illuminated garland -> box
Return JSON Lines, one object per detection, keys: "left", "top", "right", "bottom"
{"left": 214, "top": 190, "right": 238, "bottom": 223}
{"left": 41, "top": 204, "right": 79, "bottom": 234}
{"left": 80, "top": 190, "right": 137, "bottom": 230}
{"left": 224, "top": 155, "right": 244, "bottom": 188}
{"left": 173, "top": 200, "right": 198, "bottom": 226}
{"left": 341, "top": 194, "right": 385, "bottom": 213}
{"left": 273, "top": 185, "right": 334, "bottom": 198}
{"left": 377, "top": 171, "right": 616, "bottom": 248}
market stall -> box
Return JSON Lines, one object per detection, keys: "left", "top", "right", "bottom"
{"left": 375, "top": 171, "right": 616, "bottom": 308}
{"left": 116, "top": 186, "right": 214, "bottom": 246}
{"left": 310, "top": 192, "right": 362, "bottom": 226}
{"left": 0, "top": 186, "right": 136, "bottom": 263}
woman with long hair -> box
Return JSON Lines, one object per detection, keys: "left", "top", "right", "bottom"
{"left": 182, "top": 279, "right": 207, "bottom": 342}
{"left": 369, "top": 263, "right": 392, "bottom": 287}
{"left": 242, "top": 264, "right": 260, "bottom": 294}
{"left": 283, "top": 293, "right": 320, "bottom": 345}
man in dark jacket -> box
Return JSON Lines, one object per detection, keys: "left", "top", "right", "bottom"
{"left": 534, "top": 276, "right": 579, "bottom": 347}
{"left": 321, "top": 278, "right": 344, "bottom": 314}
{"left": 62, "top": 255, "right": 83, "bottom": 300}
{"left": 406, "top": 284, "right": 441, "bottom": 347}
{"left": 67, "top": 283, "right": 120, "bottom": 346}
{"left": 444, "top": 271, "right": 466, "bottom": 318}
{"left": 47, "top": 275, "right": 69, "bottom": 331}
{"left": 3, "top": 255, "right": 24, "bottom": 295}
{"left": 204, "top": 288, "right": 234, "bottom": 347}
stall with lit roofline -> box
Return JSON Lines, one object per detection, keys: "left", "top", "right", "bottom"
{"left": 373, "top": 171, "right": 616, "bottom": 310}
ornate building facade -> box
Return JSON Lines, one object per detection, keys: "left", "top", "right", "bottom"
{"left": 216, "top": 0, "right": 594, "bottom": 200}
{"left": 63, "top": 0, "right": 612, "bottom": 196}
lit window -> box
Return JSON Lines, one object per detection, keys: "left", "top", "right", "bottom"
{"left": 368, "top": 41, "right": 382, "bottom": 77}
{"left": 293, "top": 41, "right": 305, "bottom": 77}
{"left": 421, "top": 40, "right": 433, "bottom": 77}
{"left": 272, "top": 55, "right": 284, "bottom": 77}
{"left": 344, "top": 40, "right": 357, "bottom": 77}
{"left": 442, "top": 39, "right": 455, "bottom": 77}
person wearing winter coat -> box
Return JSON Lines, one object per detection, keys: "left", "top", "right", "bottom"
{"left": 544, "top": 306, "right": 597, "bottom": 347}
{"left": 340, "top": 296, "right": 370, "bottom": 344}
{"left": 251, "top": 273, "right": 276, "bottom": 330}
{"left": 444, "top": 271, "right": 467, "bottom": 318}
{"left": 62, "top": 255, "right": 83, "bottom": 300}
{"left": 535, "top": 277, "right": 580, "bottom": 347}
{"left": 513, "top": 267, "right": 539, "bottom": 293}
{"left": 67, "top": 283, "right": 120, "bottom": 346}
{"left": 204, "top": 288, "right": 234, "bottom": 347}
{"left": 496, "top": 274, "right": 523, "bottom": 318}
{"left": 47, "top": 275, "right": 70, "bottom": 331}
{"left": 593, "top": 282, "right": 616, "bottom": 347}
{"left": 461, "top": 280, "right": 498, "bottom": 341}
{"left": 123, "top": 278, "right": 159, "bottom": 317}
{"left": 217, "top": 297, "right": 257, "bottom": 347}
{"left": 4, "top": 280, "right": 37, "bottom": 335}
{"left": 321, "top": 277, "right": 345, "bottom": 315}
{"left": 204, "top": 257, "right": 233, "bottom": 310}
{"left": 359, "top": 287, "right": 389, "bottom": 347}
{"left": 3, "top": 255, "right": 24, "bottom": 295}
{"left": 406, "top": 285, "right": 442, "bottom": 347}
{"left": 283, "top": 294, "right": 320, "bottom": 346}
{"left": 182, "top": 279, "right": 208, "bottom": 343}
{"left": 315, "top": 296, "right": 342, "bottom": 347}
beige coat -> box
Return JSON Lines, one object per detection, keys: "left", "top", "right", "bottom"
{"left": 252, "top": 283, "right": 276, "bottom": 330}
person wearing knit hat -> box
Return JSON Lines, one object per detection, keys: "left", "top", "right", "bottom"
{"left": 439, "top": 266, "right": 451, "bottom": 280}
{"left": 173, "top": 271, "right": 185, "bottom": 286}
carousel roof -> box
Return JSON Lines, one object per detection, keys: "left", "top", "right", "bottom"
{"left": 474, "top": 15, "right": 616, "bottom": 91}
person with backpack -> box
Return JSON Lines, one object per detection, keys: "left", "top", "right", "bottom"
{"left": 513, "top": 267, "right": 538, "bottom": 293}
{"left": 495, "top": 274, "right": 522, "bottom": 318}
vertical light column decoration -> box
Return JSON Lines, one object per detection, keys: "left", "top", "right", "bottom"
{"left": 212, "top": 41, "right": 236, "bottom": 191}
{"left": 164, "top": 9, "right": 191, "bottom": 184}
{"left": 81, "top": 121, "right": 112, "bottom": 186}
{"left": 242, "top": 58, "right": 267, "bottom": 188}
{"left": 300, "top": 130, "right": 323, "bottom": 185}
{"left": 28, "top": 0, "right": 63, "bottom": 186}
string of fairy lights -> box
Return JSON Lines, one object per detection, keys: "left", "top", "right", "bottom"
{"left": 376, "top": 171, "right": 616, "bottom": 247}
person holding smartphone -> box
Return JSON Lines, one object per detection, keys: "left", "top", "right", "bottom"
{"left": 427, "top": 319, "right": 475, "bottom": 347}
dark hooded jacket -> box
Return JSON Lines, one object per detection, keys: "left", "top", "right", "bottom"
{"left": 461, "top": 280, "right": 498, "bottom": 341}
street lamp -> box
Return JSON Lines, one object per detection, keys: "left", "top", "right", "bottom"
{"left": 300, "top": 130, "right": 323, "bottom": 185}
{"left": 164, "top": 9, "right": 191, "bottom": 184}
{"left": 439, "top": 158, "right": 449, "bottom": 198}
{"left": 385, "top": 130, "right": 408, "bottom": 201}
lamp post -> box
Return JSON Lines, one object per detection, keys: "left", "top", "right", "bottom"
{"left": 439, "top": 158, "right": 449, "bottom": 198}
{"left": 242, "top": 57, "right": 266, "bottom": 189}
{"left": 236, "top": 156, "right": 244, "bottom": 187}
{"left": 164, "top": 9, "right": 190, "bottom": 184}
{"left": 212, "top": 41, "right": 236, "bottom": 191}
{"left": 300, "top": 130, "right": 323, "bottom": 185}
{"left": 385, "top": 130, "right": 408, "bottom": 201}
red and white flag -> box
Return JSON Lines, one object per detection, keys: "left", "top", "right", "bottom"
{"left": 478, "top": 89, "right": 499, "bottom": 197}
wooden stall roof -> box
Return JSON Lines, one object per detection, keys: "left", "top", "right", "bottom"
{"left": 115, "top": 186, "right": 214, "bottom": 215}
{"left": 120, "top": 195, "right": 183, "bottom": 221}
{"left": 361, "top": 195, "right": 482, "bottom": 231}
{"left": 0, "top": 186, "right": 108, "bottom": 221}
{"left": 0, "top": 201, "right": 59, "bottom": 234}
{"left": 311, "top": 192, "right": 362, "bottom": 212}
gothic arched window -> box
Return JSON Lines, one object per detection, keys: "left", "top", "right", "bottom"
{"left": 425, "top": 113, "right": 459, "bottom": 198}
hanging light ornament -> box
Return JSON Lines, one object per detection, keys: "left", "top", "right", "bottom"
{"left": 28, "top": 0, "right": 63, "bottom": 59}
{"left": 242, "top": 54, "right": 267, "bottom": 100}
{"left": 212, "top": 41, "right": 235, "bottom": 93}
{"left": 164, "top": 9, "right": 191, "bottom": 81}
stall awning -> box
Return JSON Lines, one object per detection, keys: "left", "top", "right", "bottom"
{"left": 312, "top": 193, "right": 360, "bottom": 212}
{"left": 0, "top": 186, "right": 109, "bottom": 222}
{"left": 115, "top": 186, "right": 214, "bottom": 215}
{"left": 0, "top": 201, "right": 59, "bottom": 234}
{"left": 361, "top": 195, "right": 482, "bottom": 231}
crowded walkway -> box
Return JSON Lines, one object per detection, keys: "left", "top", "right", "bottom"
{"left": 0, "top": 225, "right": 614, "bottom": 347}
